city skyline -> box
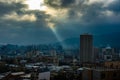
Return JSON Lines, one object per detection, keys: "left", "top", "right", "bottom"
{"left": 0, "top": 0, "right": 120, "bottom": 45}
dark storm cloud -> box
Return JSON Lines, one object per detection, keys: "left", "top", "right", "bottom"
{"left": 0, "top": 1, "right": 49, "bottom": 27}
{"left": 45, "top": 0, "right": 120, "bottom": 22}
{"left": 45, "top": 0, "right": 76, "bottom": 8}
{"left": 45, "top": 0, "right": 120, "bottom": 37}
{"left": 0, "top": 1, "right": 27, "bottom": 15}
{"left": 71, "top": 3, "right": 104, "bottom": 22}
{"left": 0, "top": 0, "right": 56, "bottom": 44}
{"left": 44, "top": 0, "right": 103, "bottom": 23}
{"left": 61, "top": 0, "right": 75, "bottom": 7}
{"left": 107, "top": 0, "right": 120, "bottom": 13}
{"left": 0, "top": 0, "right": 120, "bottom": 45}
{"left": 51, "top": 0, "right": 120, "bottom": 42}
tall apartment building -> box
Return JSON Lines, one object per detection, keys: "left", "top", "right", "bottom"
{"left": 80, "top": 33, "right": 94, "bottom": 63}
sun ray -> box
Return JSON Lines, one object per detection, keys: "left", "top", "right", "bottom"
{"left": 48, "top": 23, "right": 66, "bottom": 48}
{"left": 24, "top": 0, "right": 67, "bottom": 48}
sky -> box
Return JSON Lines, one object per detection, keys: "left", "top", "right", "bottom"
{"left": 0, "top": 0, "right": 120, "bottom": 45}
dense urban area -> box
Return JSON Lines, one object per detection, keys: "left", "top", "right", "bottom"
{"left": 0, "top": 34, "right": 120, "bottom": 80}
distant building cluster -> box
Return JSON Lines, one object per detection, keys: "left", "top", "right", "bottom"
{"left": 80, "top": 33, "right": 120, "bottom": 63}
{"left": 0, "top": 33, "right": 120, "bottom": 80}
{"left": 79, "top": 33, "right": 120, "bottom": 80}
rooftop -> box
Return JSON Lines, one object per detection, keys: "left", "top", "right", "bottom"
{"left": 78, "top": 67, "right": 120, "bottom": 71}
{"left": 11, "top": 72, "right": 24, "bottom": 76}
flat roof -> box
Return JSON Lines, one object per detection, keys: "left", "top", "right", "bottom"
{"left": 80, "top": 67, "right": 120, "bottom": 71}
{"left": 11, "top": 72, "right": 24, "bottom": 76}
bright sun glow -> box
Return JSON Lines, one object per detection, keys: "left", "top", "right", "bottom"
{"left": 25, "top": 0, "right": 47, "bottom": 11}
{"left": 24, "top": 0, "right": 66, "bottom": 48}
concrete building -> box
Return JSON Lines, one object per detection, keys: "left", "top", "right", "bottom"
{"left": 31, "top": 68, "right": 50, "bottom": 80}
{"left": 50, "top": 50, "right": 59, "bottom": 66}
{"left": 93, "top": 47, "right": 100, "bottom": 62}
{"left": 0, "top": 72, "right": 27, "bottom": 80}
{"left": 102, "top": 45, "right": 115, "bottom": 61}
{"left": 82, "top": 67, "right": 120, "bottom": 80}
{"left": 104, "top": 61, "right": 120, "bottom": 69}
{"left": 0, "top": 56, "right": 2, "bottom": 60}
{"left": 92, "top": 68, "right": 120, "bottom": 80}
{"left": 38, "top": 71, "right": 50, "bottom": 80}
{"left": 80, "top": 33, "right": 94, "bottom": 63}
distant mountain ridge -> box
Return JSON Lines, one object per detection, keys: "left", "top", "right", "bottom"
{"left": 57, "top": 32, "right": 120, "bottom": 49}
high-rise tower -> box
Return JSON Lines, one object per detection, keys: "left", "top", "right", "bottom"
{"left": 80, "top": 33, "right": 94, "bottom": 63}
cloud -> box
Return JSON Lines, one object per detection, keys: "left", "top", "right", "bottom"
{"left": 2, "top": 12, "right": 37, "bottom": 22}
{"left": 0, "top": 0, "right": 120, "bottom": 44}
{"left": 44, "top": 0, "right": 75, "bottom": 8}
{"left": 0, "top": 0, "right": 119, "bottom": 26}
{"left": 85, "top": 0, "right": 114, "bottom": 6}
{"left": 0, "top": 0, "right": 118, "bottom": 28}
{"left": 0, "top": 0, "right": 48, "bottom": 27}
{"left": 0, "top": 0, "right": 27, "bottom": 15}
{"left": 106, "top": 0, "right": 120, "bottom": 13}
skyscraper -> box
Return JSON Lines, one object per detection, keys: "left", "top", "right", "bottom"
{"left": 80, "top": 33, "right": 94, "bottom": 63}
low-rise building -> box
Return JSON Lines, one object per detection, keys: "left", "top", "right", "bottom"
{"left": 92, "top": 68, "right": 120, "bottom": 80}
{"left": 81, "top": 67, "right": 120, "bottom": 80}
{"left": 104, "top": 61, "right": 120, "bottom": 69}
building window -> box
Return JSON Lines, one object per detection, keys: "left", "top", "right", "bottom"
{"left": 113, "top": 73, "right": 117, "bottom": 77}
{"left": 40, "top": 79, "right": 46, "bottom": 80}
{"left": 101, "top": 73, "right": 105, "bottom": 79}
{"left": 110, "top": 64, "right": 113, "bottom": 68}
